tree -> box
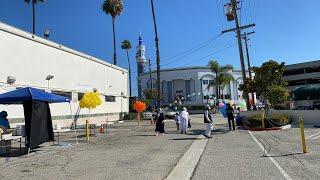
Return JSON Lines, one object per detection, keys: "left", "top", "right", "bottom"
{"left": 150, "top": 0, "right": 161, "bottom": 108}
{"left": 102, "top": 0, "right": 123, "bottom": 65}
{"left": 216, "top": 72, "right": 235, "bottom": 99}
{"left": 239, "top": 60, "right": 288, "bottom": 112}
{"left": 121, "top": 40, "right": 132, "bottom": 97}
{"left": 24, "top": 0, "right": 45, "bottom": 34}
{"left": 208, "top": 61, "right": 234, "bottom": 99}
{"left": 208, "top": 60, "right": 221, "bottom": 98}
{"left": 268, "top": 85, "right": 289, "bottom": 108}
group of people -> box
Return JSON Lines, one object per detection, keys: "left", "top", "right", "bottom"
{"left": 152, "top": 103, "right": 240, "bottom": 138}
{"left": 153, "top": 107, "right": 191, "bottom": 136}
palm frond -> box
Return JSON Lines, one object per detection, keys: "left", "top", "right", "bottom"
{"left": 121, "top": 40, "right": 132, "bottom": 50}
{"left": 102, "top": 0, "right": 123, "bottom": 17}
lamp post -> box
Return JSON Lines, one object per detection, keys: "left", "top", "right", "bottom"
{"left": 46, "top": 75, "right": 54, "bottom": 89}
{"left": 44, "top": 28, "right": 50, "bottom": 39}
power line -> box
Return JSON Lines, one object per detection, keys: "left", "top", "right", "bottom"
{"left": 166, "top": 42, "right": 236, "bottom": 68}
{"left": 158, "top": 35, "right": 221, "bottom": 67}
{"left": 154, "top": 34, "right": 222, "bottom": 68}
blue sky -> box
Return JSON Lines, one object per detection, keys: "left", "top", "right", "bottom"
{"left": 0, "top": 0, "right": 319, "bottom": 95}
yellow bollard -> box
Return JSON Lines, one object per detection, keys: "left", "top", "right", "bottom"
{"left": 299, "top": 117, "right": 308, "bottom": 153}
{"left": 261, "top": 109, "right": 265, "bottom": 129}
{"left": 86, "top": 120, "right": 90, "bottom": 141}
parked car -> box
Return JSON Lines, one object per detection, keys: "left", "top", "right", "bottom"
{"left": 143, "top": 111, "right": 153, "bottom": 119}
{"left": 163, "top": 107, "right": 177, "bottom": 119}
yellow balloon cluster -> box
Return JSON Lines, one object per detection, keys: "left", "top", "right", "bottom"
{"left": 79, "top": 92, "right": 102, "bottom": 109}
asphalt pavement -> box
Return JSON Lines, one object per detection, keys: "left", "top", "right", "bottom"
{"left": 0, "top": 114, "right": 319, "bottom": 180}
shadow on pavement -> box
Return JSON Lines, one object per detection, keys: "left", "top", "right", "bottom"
{"left": 262, "top": 152, "right": 304, "bottom": 158}
{"left": 170, "top": 137, "right": 200, "bottom": 141}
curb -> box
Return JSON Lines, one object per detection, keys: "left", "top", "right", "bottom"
{"left": 245, "top": 124, "right": 292, "bottom": 131}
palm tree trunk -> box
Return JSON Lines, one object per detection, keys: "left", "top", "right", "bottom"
{"left": 221, "top": 86, "right": 225, "bottom": 100}
{"left": 150, "top": 0, "right": 161, "bottom": 107}
{"left": 215, "top": 72, "right": 219, "bottom": 99}
{"left": 112, "top": 16, "right": 117, "bottom": 65}
{"left": 32, "top": 0, "right": 35, "bottom": 34}
{"left": 126, "top": 50, "right": 132, "bottom": 97}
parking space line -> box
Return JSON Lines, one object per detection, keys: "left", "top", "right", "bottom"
{"left": 310, "top": 134, "right": 320, "bottom": 140}
{"left": 306, "top": 131, "right": 320, "bottom": 139}
{"left": 248, "top": 131, "right": 292, "bottom": 180}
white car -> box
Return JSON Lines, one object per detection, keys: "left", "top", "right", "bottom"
{"left": 143, "top": 111, "right": 153, "bottom": 119}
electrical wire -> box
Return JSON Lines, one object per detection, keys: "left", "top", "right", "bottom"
{"left": 168, "top": 42, "right": 236, "bottom": 68}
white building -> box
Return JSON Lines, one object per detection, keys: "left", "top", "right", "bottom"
{"left": 0, "top": 22, "right": 129, "bottom": 127}
{"left": 138, "top": 66, "right": 249, "bottom": 105}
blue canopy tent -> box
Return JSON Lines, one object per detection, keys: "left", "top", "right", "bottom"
{"left": 0, "top": 87, "right": 74, "bottom": 150}
{"left": 0, "top": 87, "right": 70, "bottom": 104}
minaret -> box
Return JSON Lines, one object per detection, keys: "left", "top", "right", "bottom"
{"left": 136, "top": 34, "right": 147, "bottom": 74}
{"left": 136, "top": 34, "right": 147, "bottom": 98}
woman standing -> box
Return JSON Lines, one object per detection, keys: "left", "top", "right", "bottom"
{"left": 174, "top": 112, "right": 180, "bottom": 130}
{"left": 155, "top": 108, "right": 165, "bottom": 136}
{"left": 179, "top": 107, "right": 190, "bottom": 134}
{"left": 203, "top": 105, "right": 213, "bottom": 138}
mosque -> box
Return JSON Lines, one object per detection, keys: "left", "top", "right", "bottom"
{"left": 135, "top": 36, "right": 250, "bottom": 106}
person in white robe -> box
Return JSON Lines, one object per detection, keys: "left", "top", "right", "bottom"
{"left": 179, "top": 107, "right": 190, "bottom": 133}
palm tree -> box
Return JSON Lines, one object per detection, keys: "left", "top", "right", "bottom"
{"left": 121, "top": 40, "right": 132, "bottom": 97}
{"left": 217, "top": 72, "right": 235, "bottom": 99}
{"left": 24, "top": 0, "right": 45, "bottom": 34}
{"left": 150, "top": 0, "right": 161, "bottom": 108}
{"left": 208, "top": 60, "right": 221, "bottom": 98}
{"left": 102, "top": 0, "right": 123, "bottom": 65}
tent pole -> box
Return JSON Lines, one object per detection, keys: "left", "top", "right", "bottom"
{"left": 69, "top": 103, "right": 78, "bottom": 144}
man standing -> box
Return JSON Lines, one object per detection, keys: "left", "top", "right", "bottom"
{"left": 203, "top": 105, "right": 212, "bottom": 138}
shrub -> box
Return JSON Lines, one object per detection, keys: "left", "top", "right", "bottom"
{"left": 245, "top": 113, "right": 291, "bottom": 128}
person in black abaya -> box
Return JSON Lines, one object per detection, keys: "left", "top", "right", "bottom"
{"left": 155, "top": 108, "right": 165, "bottom": 136}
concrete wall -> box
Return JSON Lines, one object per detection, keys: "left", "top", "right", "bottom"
{"left": 241, "top": 110, "right": 320, "bottom": 126}
{"left": 0, "top": 22, "right": 129, "bottom": 127}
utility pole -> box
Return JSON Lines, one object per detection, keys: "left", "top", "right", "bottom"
{"left": 242, "top": 31, "right": 255, "bottom": 106}
{"left": 150, "top": 0, "right": 161, "bottom": 108}
{"left": 222, "top": 0, "right": 255, "bottom": 110}
{"left": 148, "top": 59, "right": 153, "bottom": 90}
{"left": 242, "top": 31, "right": 254, "bottom": 79}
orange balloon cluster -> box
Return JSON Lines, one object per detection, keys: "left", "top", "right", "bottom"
{"left": 134, "top": 101, "right": 146, "bottom": 113}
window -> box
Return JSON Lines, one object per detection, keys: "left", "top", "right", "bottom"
{"left": 209, "top": 80, "right": 214, "bottom": 85}
{"left": 52, "top": 90, "right": 72, "bottom": 99}
{"left": 202, "top": 80, "right": 209, "bottom": 85}
{"left": 105, "top": 96, "right": 116, "bottom": 102}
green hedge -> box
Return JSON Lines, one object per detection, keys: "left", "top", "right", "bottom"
{"left": 245, "top": 114, "right": 292, "bottom": 128}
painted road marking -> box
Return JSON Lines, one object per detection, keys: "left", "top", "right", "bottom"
{"left": 166, "top": 135, "right": 208, "bottom": 180}
{"left": 306, "top": 131, "right": 320, "bottom": 139}
{"left": 248, "top": 131, "right": 292, "bottom": 180}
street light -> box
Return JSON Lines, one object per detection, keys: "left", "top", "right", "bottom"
{"left": 7, "top": 76, "right": 16, "bottom": 85}
{"left": 44, "top": 28, "right": 50, "bottom": 39}
{"left": 46, "top": 75, "right": 54, "bottom": 89}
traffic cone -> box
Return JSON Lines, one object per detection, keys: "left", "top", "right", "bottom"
{"left": 100, "top": 124, "right": 104, "bottom": 133}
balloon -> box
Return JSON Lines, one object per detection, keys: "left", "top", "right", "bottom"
{"left": 79, "top": 91, "right": 102, "bottom": 109}
{"left": 219, "top": 102, "right": 225, "bottom": 108}
{"left": 134, "top": 101, "right": 146, "bottom": 113}
{"left": 219, "top": 105, "right": 227, "bottom": 118}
